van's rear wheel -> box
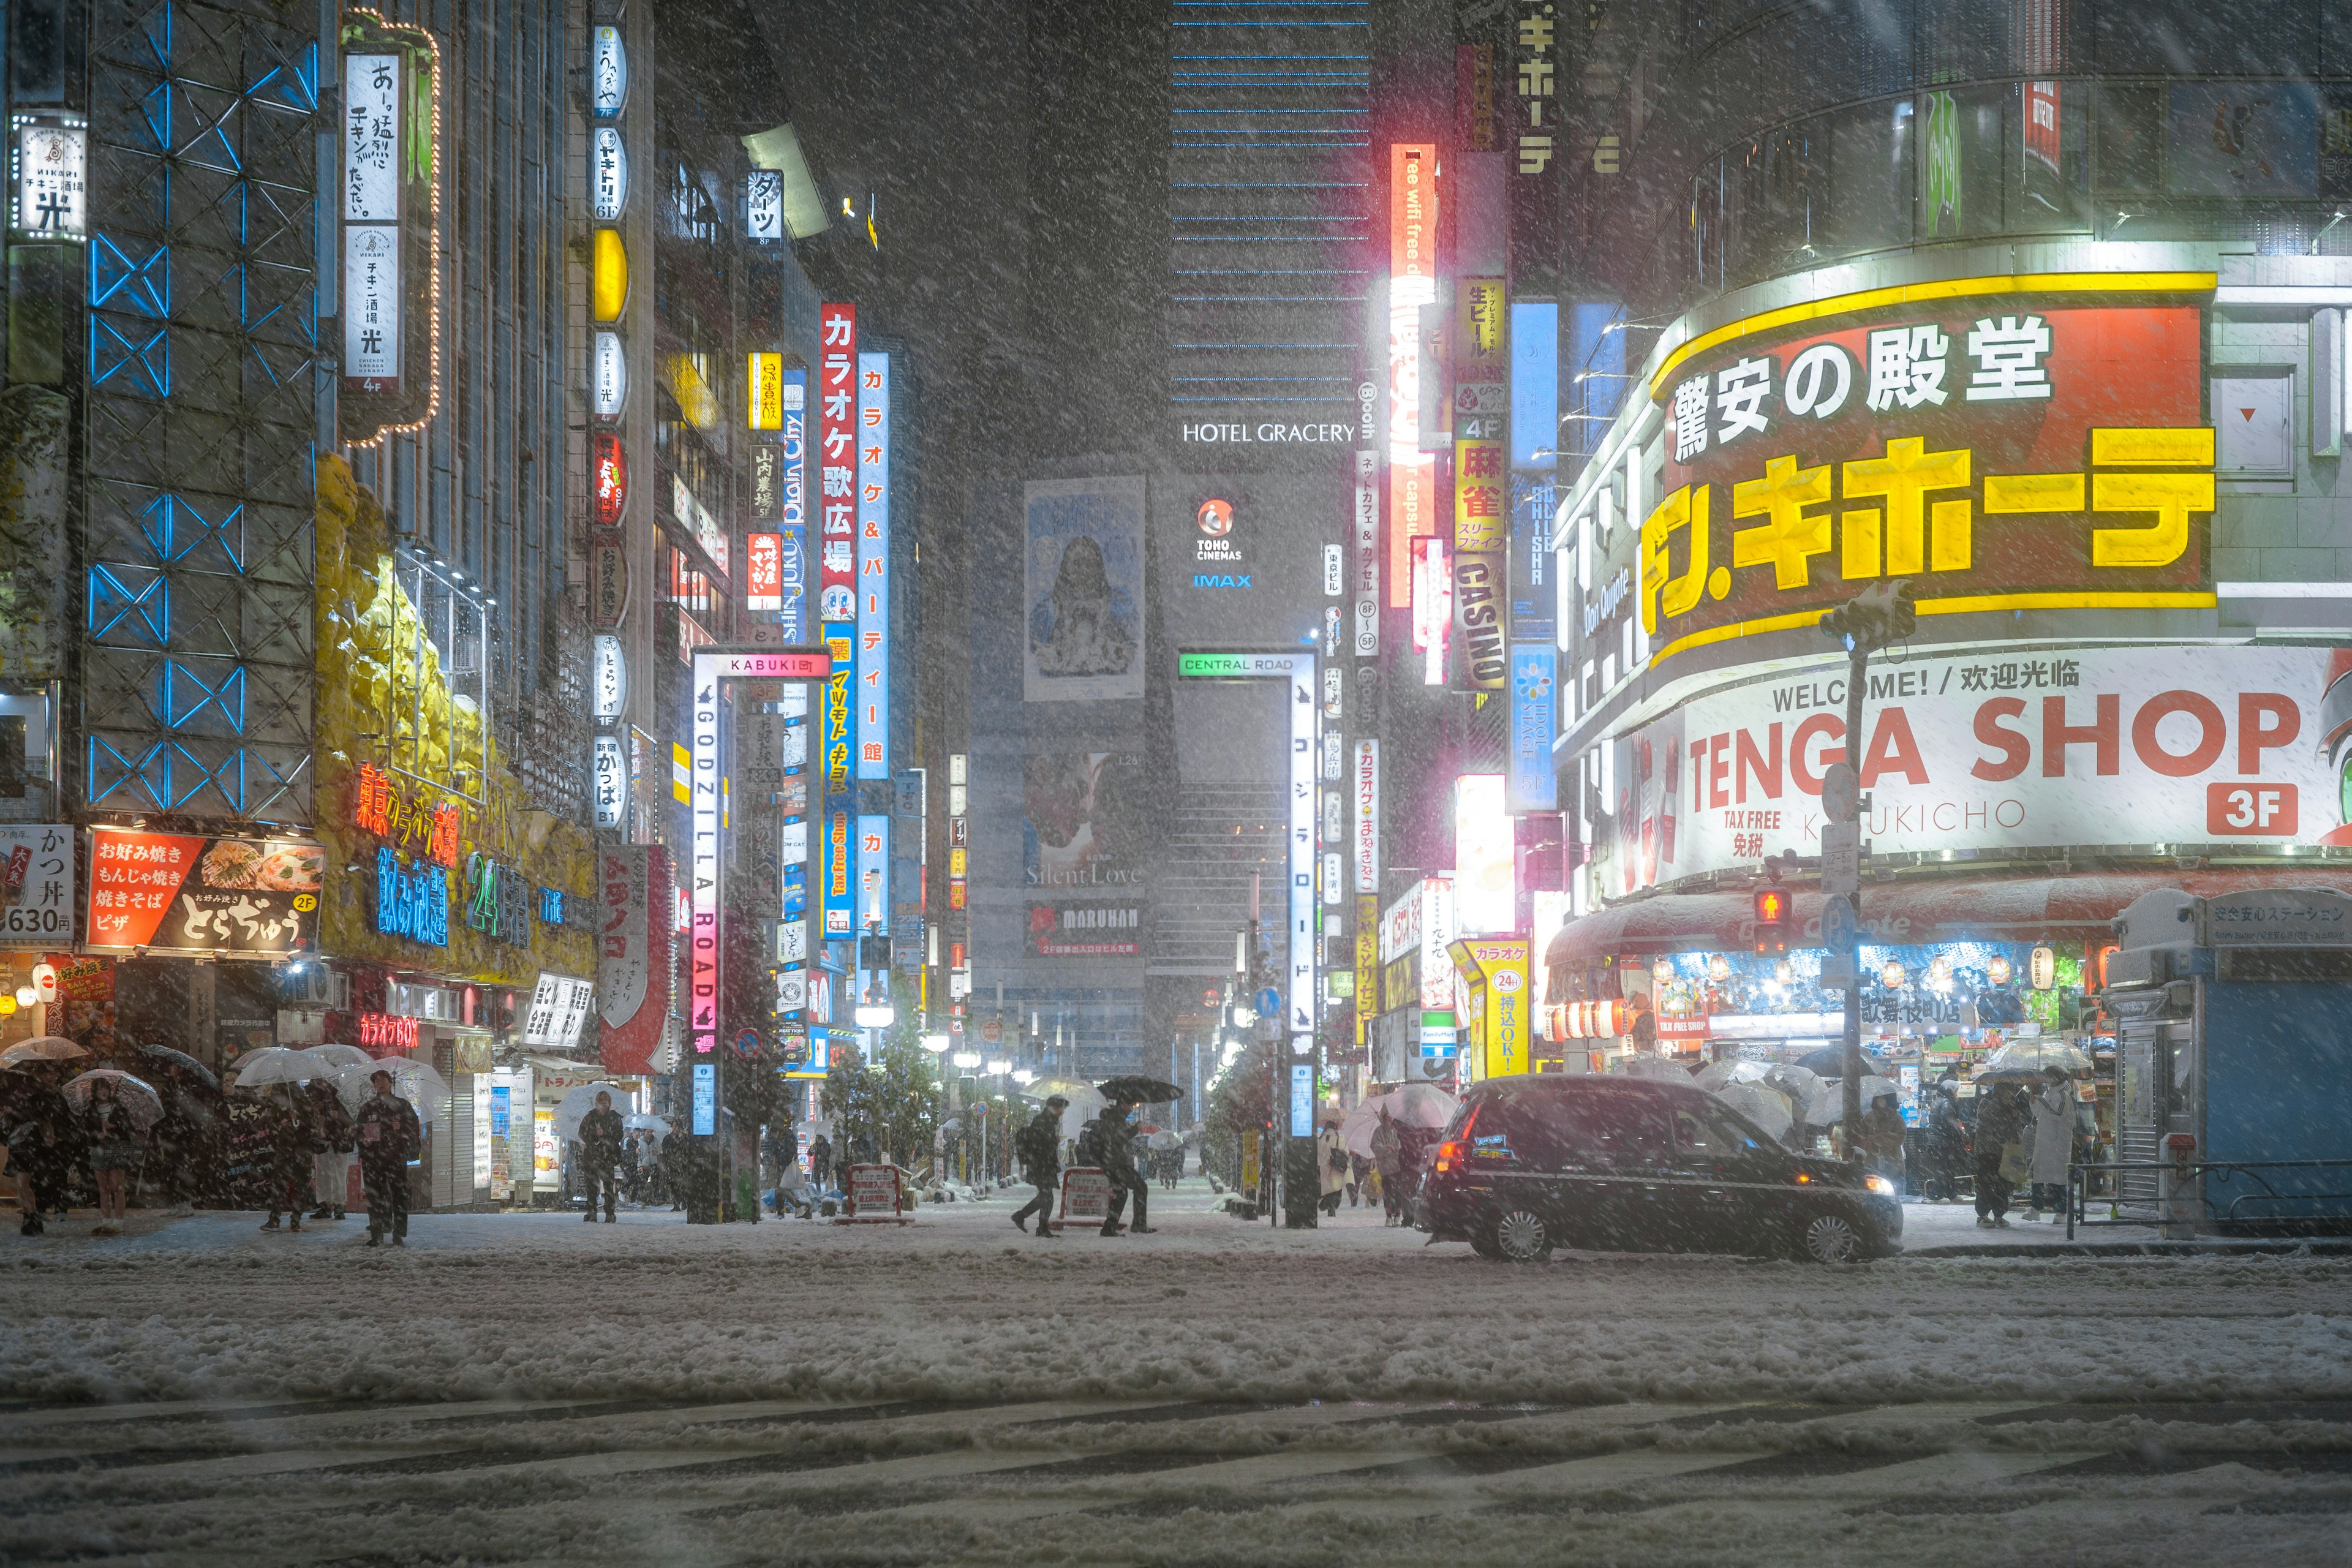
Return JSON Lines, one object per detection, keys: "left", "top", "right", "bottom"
{"left": 1484, "top": 1208, "right": 1553, "bottom": 1262}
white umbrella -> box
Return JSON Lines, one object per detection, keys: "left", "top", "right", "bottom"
{"left": 1147, "top": 1128, "right": 1182, "bottom": 1152}
{"left": 0, "top": 1036, "right": 86, "bottom": 1066}
{"left": 1055, "top": 1087, "right": 1108, "bottom": 1144}
{"left": 301, "top": 1043, "right": 375, "bottom": 1071}
{"left": 1340, "top": 1083, "right": 1461, "bottom": 1158}
{"left": 328, "top": 1057, "right": 451, "bottom": 1118}
{"left": 1711, "top": 1081, "right": 1793, "bottom": 1140}
{"left": 1980, "top": 1039, "right": 2094, "bottom": 1076}
{"left": 622, "top": 1112, "right": 668, "bottom": 1146}
{"left": 552, "top": 1081, "right": 631, "bottom": 1144}
{"left": 1803, "top": 1074, "right": 1901, "bottom": 1128}
{"left": 228, "top": 1046, "right": 320, "bottom": 1088}
{"left": 61, "top": 1069, "right": 166, "bottom": 1132}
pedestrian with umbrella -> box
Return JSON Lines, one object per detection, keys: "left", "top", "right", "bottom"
{"left": 1011, "top": 1094, "right": 1066, "bottom": 1238}
{"left": 306, "top": 1078, "right": 356, "bottom": 1222}
{"left": 353, "top": 1067, "right": 421, "bottom": 1246}
{"left": 1370, "top": 1106, "right": 1404, "bottom": 1226}
{"left": 1095, "top": 1090, "right": 1153, "bottom": 1235}
{"left": 64, "top": 1072, "right": 162, "bottom": 1231}
{"left": 1316, "top": 1117, "right": 1348, "bottom": 1218}
{"left": 4, "top": 1072, "right": 75, "bottom": 1235}
{"left": 259, "top": 1083, "right": 319, "bottom": 1232}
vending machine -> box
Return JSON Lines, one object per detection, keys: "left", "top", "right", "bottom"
{"left": 2105, "top": 886, "right": 2352, "bottom": 1235}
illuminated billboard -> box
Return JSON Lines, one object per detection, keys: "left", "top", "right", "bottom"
{"left": 1387, "top": 142, "right": 1438, "bottom": 608}
{"left": 1637, "top": 285, "right": 2215, "bottom": 665}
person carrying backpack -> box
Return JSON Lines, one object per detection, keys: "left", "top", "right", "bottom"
{"left": 1010, "top": 1095, "right": 1067, "bottom": 1238}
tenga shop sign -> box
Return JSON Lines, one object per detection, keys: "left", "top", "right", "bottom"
{"left": 1599, "top": 644, "right": 2348, "bottom": 895}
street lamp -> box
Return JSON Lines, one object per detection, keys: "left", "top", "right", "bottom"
{"left": 951, "top": 1050, "right": 981, "bottom": 1071}
{"left": 1011, "top": 1068, "right": 1035, "bottom": 1085}
{"left": 918, "top": 1033, "right": 951, "bottom": 1055}
{"left": 986, "top": 1058, "right": 1011, "bottom": 1077}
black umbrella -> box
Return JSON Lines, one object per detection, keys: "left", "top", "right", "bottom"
{"left": 0, "top": 1070, "right": 72, "bottom": 1130}
{"left": 1791, "top": 1045, "right": 1888, "bottom": 1079}
{"left": 137, "top": 1044, "right": 222, "bottom": 1093}
{"left": 1097, "top": 1076, "right": 1182, "bottom": 1104}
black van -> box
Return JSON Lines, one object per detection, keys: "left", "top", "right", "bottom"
{"left": 1419, "top": 1076, "right": 1903, "bottom": 1264}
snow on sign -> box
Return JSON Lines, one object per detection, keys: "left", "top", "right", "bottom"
{"left": 746, "top": 168, "right": 783, "bottom": 240}
{"left": 14, "top": 120, "right": 86, "bottom": 238}
{"left": 522, "top": 973, "right": 594, "bottom": 1049}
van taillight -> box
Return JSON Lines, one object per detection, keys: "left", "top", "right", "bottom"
{"left": 1434, "top": 1104, "right": 1479, "bottom": 1175}
{"left": 1434, "top": 1140, "right": 1460, "bottom": 1174}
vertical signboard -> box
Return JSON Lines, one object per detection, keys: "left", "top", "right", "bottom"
{"left": 342, "top": 51, "right": 401, "bottom": 386}
{"left": 858, "top": 815, "right": 891, "bottom": 932}
{"left": 818, "top": 305, "right": 858, "bottom": 628}
{"left": 1354, "top": 893, "right": 1379, "bottom": 1045}
{"left": 1352, "top": 450, "right": 1379, "bottom": 655}
{"left": 1352, "top": 739, "right": 1379, "bottom": 892}
{"left": 689, "top": 669, "right": 723, "bottom": 1060}
{"left": 1388, "top": 143, "right": 1439, "bottom": 608}
{"left": 339, "top": 18, "right": 437, "bottom": 440}
{"left": 1455, "top": 774, "right": 1513, "bottom": 936}
{"left": 824, "top": 630, "right": 854, "bottom": 936}
{"left": 856, "top": 352, "right": 891, "bottom": 782}
{"left": 1507, "top": 644, "right": 1558, "bottom": 812}
{"left": 779, "top": 368, "right": 809, "bottom": 645}
{"left": 597, "top": 846, "right": 673, "bottom": 1074}
{"left": 1289, "top": 655, "right": 1317, "bottom": 1041}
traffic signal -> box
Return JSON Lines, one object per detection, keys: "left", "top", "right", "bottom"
{"left": 1819, "top": 578, "right": 1917, "bottom": 651}
{"left": 859, "top": 932, "right": 892, "bottom": 972}
{"left": 1753, "top": 886, "right": 1790, "bottom": 953}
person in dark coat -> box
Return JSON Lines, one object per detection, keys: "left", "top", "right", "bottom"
{"left": 808, "top": 1133, "right": 834, "bottom": 1191}
{"left": 1011, "top": 1096, "right": 1066, "bottom": 1238}
{"left": 578, "top": 1091, "right": 625, "bottom": 1223}
{"left": 1972, "top": 1082, "right": 2027, "bottom": 1229}
{"left": 1920, "top": 1081, "right": 1970, "bottom": 1202}
{"left": 260, "top": 1086, "right": 318, "bottom": 1232}
{"left": 1096, "top": 1095, "right": 1152, "bottom": 1235}
{"left": 8, "top": 1086, "right": 73, "bottom": 1235}
{"left": 355, "top": 1069, "right": 422, "bottom": 1247}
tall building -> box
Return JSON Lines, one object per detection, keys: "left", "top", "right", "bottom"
{"left": 1544, "top": 4, "right": 2352, "bottom": 1139}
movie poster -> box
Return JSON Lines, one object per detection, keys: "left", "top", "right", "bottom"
{"left": 1022, "top": 752, "right": 1145, "bottom": 889}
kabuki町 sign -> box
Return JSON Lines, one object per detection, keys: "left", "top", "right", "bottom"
{"left": 1640, "top": 296, "right": 2215, "bottom": 662}
{"left": 1600, "top": 644, "right": 2345, "bottom": 897}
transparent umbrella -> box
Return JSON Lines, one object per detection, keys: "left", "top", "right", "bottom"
{"left": 552, "top": 1082, "right": 631, "bottom": 1144}
{"left": 1340, "top": 1084, "right": 1461, "bottom": 1158}
{"left": 300, "top": 1043, "right": 376, "bottom": 1071}
{"left": 0, "top": 1036, "right": 87, "bottom": 1067}
{"left": 61, "top": 1069, "right": 165, "bottom": 1132}
{"left": 228, "top": 1046, "right": 320, "bottom": 1088}
{"left": 328, "top": 1057, "right": 451, "bottom": 1118}
{"left": 1980, "top": 1039, "right": 2094, "bottom": 1076}
{"left": 1710, "top": 1081, "right": 1793, "bottom": 1140}
{"left": 1803, "top": 1075, "right": 1902, "bottom": 1128}
{"left": 622, "top": 1113, "right": 668, "bottom": 1147}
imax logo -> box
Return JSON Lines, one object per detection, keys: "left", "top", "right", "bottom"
{"left": 1193, "top": 572, "right": 1253, "bottom": 588}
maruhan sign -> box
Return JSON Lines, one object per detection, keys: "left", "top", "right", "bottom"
{"left": 1181, "top": 421, "right": 1356, "bottom": 444}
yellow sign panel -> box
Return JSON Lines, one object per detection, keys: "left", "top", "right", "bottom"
{"left": 1354, "top": 894, "right": 1379, "bottom": 1044}
{"left": 1454, "top": 439, "right": 1506, "bottom": 552}
{"left": 747, "top": 352, "right": 783, "bottom": 431}
{"left": 592, "top": 228, "right": 628, "bottom": 321}
{"left": 1450, "top": 935, "right": 1532, "bottom": 1079}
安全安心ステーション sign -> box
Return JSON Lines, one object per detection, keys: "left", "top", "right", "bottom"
{"left": 1594, "top": 644, "right": 2350, "bottom": 897}
{"left": 1640, "top": 299, "right": 2213, "bottom": 660}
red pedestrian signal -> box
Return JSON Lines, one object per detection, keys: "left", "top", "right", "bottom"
{"left": 1753, "top": 888, "right": 1789, "bottom": 953}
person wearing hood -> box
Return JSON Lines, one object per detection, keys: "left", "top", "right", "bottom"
{"left": 1011, "top": 1095, "right": 1066, "bottom": 1238}
{"left": 1972, "top": 1080, "right": 2028, "bottom": 1229}
{"left": 354, "top": 1069, "right": 421, "bottom": 1247}
{"left": 1370, "top": 1107, "right": 1405, "bottom": 1226}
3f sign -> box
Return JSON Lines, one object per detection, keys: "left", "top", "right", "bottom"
{"left": 2207, "top": 782, "right": 2298, "bottom": 836}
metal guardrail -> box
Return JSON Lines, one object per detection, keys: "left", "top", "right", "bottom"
{"left": 2065, "top": 1159, "right": 2352, "bottom": 1239}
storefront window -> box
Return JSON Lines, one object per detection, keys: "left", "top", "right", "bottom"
{"left": 1917, "top": 86, "right": 2005, "bottom": 241}
{"left": 1820, "top": 97, "right": 1915, "bottom": 260}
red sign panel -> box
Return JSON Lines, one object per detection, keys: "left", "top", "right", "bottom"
{"left": 746, "top": 530, "right": 782, "bottom": 611}
{"left": 357, "top": 1012, "right": 421, "bottom": 1052}
{"left": 594, "top": 431, "right": 628, "bottom": 529}
{"left": 86, "top": 830, "right": 322, "bottom": 955}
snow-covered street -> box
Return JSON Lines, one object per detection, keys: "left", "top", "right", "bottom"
{"left": 4, "top": 1180, "right": 2351, "bottom": 1564}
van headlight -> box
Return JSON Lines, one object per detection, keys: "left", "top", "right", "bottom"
{"left": 1864, "top": 1174, "right": 1896, "bottom": 1197}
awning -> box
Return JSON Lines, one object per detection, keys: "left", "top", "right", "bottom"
{"left": 1546, "top": 867, "right": 2352, "bottom": 969}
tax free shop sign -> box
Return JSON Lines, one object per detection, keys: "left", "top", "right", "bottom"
{"left": 1597, "top": 644, "right": 2339, "bottom": 897}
